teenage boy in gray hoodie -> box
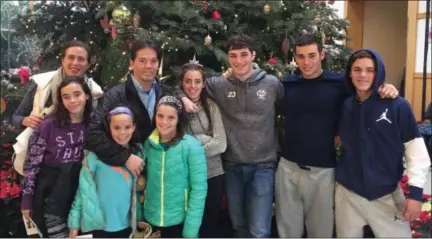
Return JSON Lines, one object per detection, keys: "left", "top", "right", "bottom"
{"left": 179, "top": 34, "right": 284, "bottom": 238}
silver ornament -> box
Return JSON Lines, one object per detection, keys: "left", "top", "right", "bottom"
{"left": 204, "top": 34, "right": 212, "bottom": 46}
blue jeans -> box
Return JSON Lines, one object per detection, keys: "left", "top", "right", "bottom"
{"left": 225, "top": 163, "right": 275, "bottom": 238}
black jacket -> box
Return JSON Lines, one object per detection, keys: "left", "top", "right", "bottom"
{"left": 32, "top": 163, "right": 81, "bottom": 237}
{"left": 85, "top": 74, "right": 172, "bottom": 166}
{"left": 12, "top": 82, "right": 53, "bottom": 128}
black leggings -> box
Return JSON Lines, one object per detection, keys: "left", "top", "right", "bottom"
{"left": 93, "top": 227, "right": 132, "bottom": 238}
{"left": 199, "top": 174, "right": 224, "bottom": 238}
{"left": 151, "top": 224, "right": 183, "bottom": 238}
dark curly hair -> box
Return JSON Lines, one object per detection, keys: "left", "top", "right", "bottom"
{"left": 226, "top": 33, "right": 254, "bottom": 53}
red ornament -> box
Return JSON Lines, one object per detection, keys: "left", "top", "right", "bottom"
{"left": 268, "top": 57, "right": 278, "bottom": 65}
{"left": 328, "top": 0, "right": 335, "bottom": 5}
{"left": 211, "top": 10, "right": 221, "bottom": 20}
{"left": 17, "top": 67, "right": 30, "bottom": 85}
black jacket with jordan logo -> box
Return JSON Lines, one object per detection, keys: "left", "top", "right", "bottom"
{"left": 336, "top": 49, "right": 430, "bottom": 201}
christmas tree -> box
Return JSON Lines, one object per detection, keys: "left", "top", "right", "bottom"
{"left": 10, "top": 0, "right": 350, "bottom": 90}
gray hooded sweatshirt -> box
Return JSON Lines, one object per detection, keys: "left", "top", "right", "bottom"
{"left": 203, "top": 69, "right": 284, "bottom": 167}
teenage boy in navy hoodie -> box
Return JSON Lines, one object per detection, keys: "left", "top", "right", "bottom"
{"left": 275, "top": 34, "right": 399, "bottom": 238}
{"left": 336, "top": 49, "right": 431, "bottom": 237}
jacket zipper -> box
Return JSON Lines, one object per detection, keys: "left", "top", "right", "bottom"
{"left": 160, "top": 151, "right": 165, "bottom": 226}
{"left": 184, "top": 189, "right": 188, "bottom": 211}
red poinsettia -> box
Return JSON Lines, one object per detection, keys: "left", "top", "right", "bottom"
{"left": 417, "top": 211, "right": 432, "bottom": 223}
{"left": 401, "top": 175, "right": 408, "bottom": 183}
{"left": 412, "top": 230, "right": 422, "bottom": 238}
{"left": 9, "top": 184, "right": 21, "bottom": 198}
{"left": 401, "top": 174, "right": 432, "bottom": 238}
{"left": 410, "top": 223, "right": 421, "bottom": 229}
{"left": 0, "top": 181, "right": 9, "bottom": 199}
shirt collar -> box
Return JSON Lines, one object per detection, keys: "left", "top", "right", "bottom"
{"left": 131, "top": 74, "right": 156, "bottom": 93}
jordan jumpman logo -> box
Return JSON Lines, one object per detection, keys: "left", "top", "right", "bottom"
{"left": 376, "top": 109, "right": 392, "bottom": 124}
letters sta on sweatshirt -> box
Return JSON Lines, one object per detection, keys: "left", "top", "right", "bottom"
{"left": 336, "top": 49, "right": 431, "bottom": 201}
{"left": 21, "top": 116, "right": 86, "bottom": 210}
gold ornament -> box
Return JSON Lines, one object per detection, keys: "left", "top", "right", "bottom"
{"left": 204, "top": 34, "right": 212, "bottom": 46}
{"left": 263, "top": 4, "right": 271, "bottom": 14}
{"left": 0, "top": 97, "right": 6, "bottom": 114}
{"left": 106, "top": 0, "right": 116, "bottom": 9}
{"left": 133, "top": 12, "right": 141, "bottom": 29}
{"left": 112, "top": 5, "right": 132, "bottom": 25}
{"left": 276, "top": 70, "right": 283, "bottom": 80}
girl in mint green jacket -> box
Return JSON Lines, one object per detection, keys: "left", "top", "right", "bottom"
{"left": 139, "top": 96, "right": 207, "bottom": 238}
{"left": 68, "top": 106, "right": 145, "bottom": 238}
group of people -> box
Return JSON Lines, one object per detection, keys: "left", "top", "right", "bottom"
{"left": 12, "top": 32, "right": 430, "bottom": 238}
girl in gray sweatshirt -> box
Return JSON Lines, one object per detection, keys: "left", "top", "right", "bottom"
{"left": 180, "top": 62, "right": 227, "bottom": 238}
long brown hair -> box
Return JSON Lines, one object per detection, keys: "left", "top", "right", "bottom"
{"left": 179, "top": 63, "right": 213, "bottom": 132}
{"left": 54, "top": 76, "right": 92, "bottom": 127}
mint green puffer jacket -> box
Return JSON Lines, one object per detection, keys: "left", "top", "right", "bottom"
{"left": 67, "top": 151, "right": 105, "bottom": 232}
{"left": 68, "top": 151, "right": 141, "bottom": 233}
{"left": 139, "top": 130, "right": 207, "bottom": 238}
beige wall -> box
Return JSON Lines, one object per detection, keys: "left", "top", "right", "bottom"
{"left": 362, "top": 1, "right": 408, "bottom": 89}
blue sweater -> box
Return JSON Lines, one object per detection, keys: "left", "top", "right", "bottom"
{"left": 337, "top": 49, "right": 428, "bottom": 201}
{"left": 281, "top": 70, "right": 347, "bottom": 168}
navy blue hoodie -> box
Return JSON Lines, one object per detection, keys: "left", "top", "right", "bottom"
{"left": 281, "top": 70, "right": 347, "bottom": 168}
{"left": 336, "top": 49, "right": 430, "bottom": 201}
